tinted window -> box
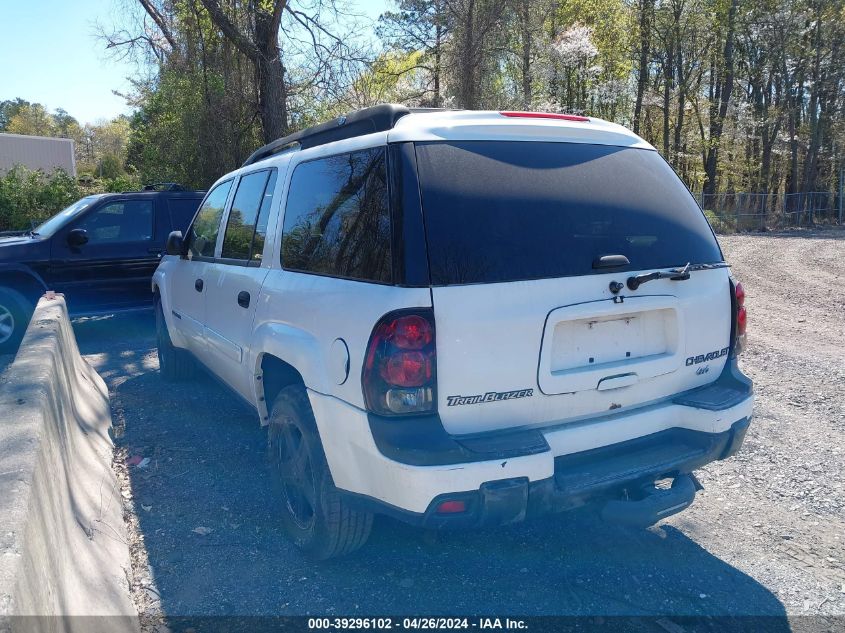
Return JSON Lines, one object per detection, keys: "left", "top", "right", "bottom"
{"left": 282, "top": 148, "right": 391, "bottom": 282}
{"left": 415, "top": 141, "right": 722, "bottom": 285}
{"left": 222, "top": 170, "right": 272, "bottom": 261}
{"left": 34, "top": 196, "right": 101, "bottom": 238}
{"left": 75, "top": 200, "right": 153, "bottom": 244}
{"left": 167, "top": 198, "right": 202, "bottom": 233}
{"left": 188, "top": 180, "right": 233, "bottom": 259}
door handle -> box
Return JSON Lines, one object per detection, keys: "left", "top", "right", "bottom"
{"left": 195, "top": 278, "right": 204, "bottom": 292}
{"left": 237, "top": 291, "right": 251, "bottom": 309}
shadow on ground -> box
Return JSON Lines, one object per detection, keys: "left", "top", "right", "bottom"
{"left": 73, "top": 313, "right": 788, "bottom": 625}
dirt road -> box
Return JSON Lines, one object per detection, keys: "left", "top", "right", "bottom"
{"left": 74, "top": 229, "right": 845, "bottom": 626}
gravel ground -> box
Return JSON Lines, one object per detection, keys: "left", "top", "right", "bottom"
{"left": 74, "top": 229, "right": 845, "bottom": 627}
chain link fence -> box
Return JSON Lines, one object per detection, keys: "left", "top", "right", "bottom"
{"left": 697, "top": 191, "right": 844, "bottom": 232}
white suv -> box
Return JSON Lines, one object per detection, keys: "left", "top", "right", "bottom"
{"left": 153, "top": 105, "right": 753, "bottom": 559}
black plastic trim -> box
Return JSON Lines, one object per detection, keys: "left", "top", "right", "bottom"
{"left": 242, "top": 104, "right": 412, "bottom": 167}
{"left": 367, "top": 412, "right": 550, "bottom": 466}
{"left": 388, "top": 142, "right": 430, "bottom": 287}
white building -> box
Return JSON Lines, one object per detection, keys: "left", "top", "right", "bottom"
{"left": 0, "top": 133, "right": 76, "bottom": 176}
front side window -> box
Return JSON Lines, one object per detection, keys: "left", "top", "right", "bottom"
{"left": 188, "top": 180, "right": 233, "bottom": 259}
{"left": 34, "top": 196, "right": 101, "bottom": 238}
{"left": 75, "top": 200, "right": 153, "bottom": 244}
{"left": 281, "top": 148, "right": 391, "bottom": 283}
{"left": 221, "top": 169, "right": 277, "bottom": 262}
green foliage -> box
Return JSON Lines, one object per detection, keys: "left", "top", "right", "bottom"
{"left": 0, "top": 167, "right": 81, "bottom": 232}
{"left": 0, "top": 166, "right": 143, "bottom": 232}
{"left": 97, "top": 154, "right": 124, "bottom": 180}
{"left": 126, "top": 63, "right": 261, "bottom": 190}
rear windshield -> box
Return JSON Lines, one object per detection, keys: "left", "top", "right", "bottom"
{"left": 414, "top": 141, "right": 722, "bottom": 285}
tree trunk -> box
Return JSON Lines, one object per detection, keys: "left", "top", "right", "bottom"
{"left": 703, "top": 0, "right": 738, "bottom": 196}
{"left": 434, "top": 6, "right": 443, "bottom": 107}
{"left": 663, "top": 48, "right": 673, "bottom": 158}
{"left": 255, "top": 13, "right": 288, "bottom": 142}
{"left": 800, "top": 8, "right": 823, "bottom": 194}
{"left": 519, "top": 0, "right": 532, "bottom": 110}
{"left": 633, "top": 0, "right": 654, "bottom": 135}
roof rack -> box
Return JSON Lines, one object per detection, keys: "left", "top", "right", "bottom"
{"left": 141, "top": 182, "right": 188, "bottom": 192}
{"left": 242, "top": 104, "right": 448, "bottom": 168}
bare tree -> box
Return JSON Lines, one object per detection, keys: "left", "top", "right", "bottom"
{"left": 199, "top": 0, "right": 288, "bottom": 141}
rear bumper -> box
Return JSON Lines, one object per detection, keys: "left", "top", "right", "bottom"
{"left": 340, "top": 417, "right": 750, "bottom": 529}
{"left": 307, "top": 360, "right": 753, "bottom": 523}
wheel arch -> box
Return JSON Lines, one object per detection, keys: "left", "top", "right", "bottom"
{"left": 257, "top": 353, "right": 306, "bottom": 425}
{"left": 250, "top": 320, "right": 332, "bottom": 425}
{"left": 0, "top": 265, "right": 48, "bottom": 305}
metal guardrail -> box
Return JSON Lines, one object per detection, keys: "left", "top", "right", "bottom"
{"left": 698, "top": 191, "right": 844, "bottom": 232}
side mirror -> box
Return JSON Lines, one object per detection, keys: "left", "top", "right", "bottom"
{"left": 166, "top": 230, "right": 186, "bottom": 257}
{"left": 67, "top": 228, "right": 89, "bottom": 248}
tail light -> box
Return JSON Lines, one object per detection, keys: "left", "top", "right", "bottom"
{"left": 732, "top": 280, "right": 747, "bottom": 356}
{"left": 363, "top": 309, "right": 437, "bottom": 416}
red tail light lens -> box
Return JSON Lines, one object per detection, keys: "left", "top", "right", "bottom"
{"left": 393, "top": 315, "right": 433, "bottom": 349}
{"left": 733, "top": 281, "right": 747, "bottom": 355}
{"left": 363, "top": 309, "right": 437, "bottom": 416}
{"left": 381, "top": 351, "right": 430, "bottom": 387}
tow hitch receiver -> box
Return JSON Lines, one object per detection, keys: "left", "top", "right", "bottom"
{"left": 600, "top": 474, "right": 697, "bottom": 528}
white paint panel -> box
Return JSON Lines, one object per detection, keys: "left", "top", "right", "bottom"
{"left": 432, "top": 268, "right": 732, "bottom": 435}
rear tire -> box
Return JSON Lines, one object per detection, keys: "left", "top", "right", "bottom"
{"left": 155, "top": 299, "right": 195, "bottom": 381}
{"left": 0, "top": 288, "right": 34, "bottom": 355}
{"left": 268, "top": 385, "right": 373, "bottom": 559}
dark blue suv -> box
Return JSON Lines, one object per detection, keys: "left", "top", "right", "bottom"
{"left": 0, "top": 184, "right": 203, "bottom": 352}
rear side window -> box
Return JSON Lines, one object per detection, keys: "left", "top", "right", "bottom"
{"left": 415, "top": 141, "right": 722, "bottom": 285}
{"left": 281, "top": 147, "right": 391, "bottom": 283}
{"left": 222, "top": 169, "right": 277, "bottom": 262}
{"left": 188, "top": 180, "right": 233, "bottom": 259}
{"left": 167, "top": 198, "right": 202, "bottom": 233}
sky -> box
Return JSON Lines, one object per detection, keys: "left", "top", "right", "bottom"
{"left": 0, "top": 0, "right": 391, "bottom": 126}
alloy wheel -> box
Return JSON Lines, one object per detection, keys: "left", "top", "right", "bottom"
{"left": 0, "top": 305, "right": 15, "bottom": 344}
{"left": 270, "top": 417, "right": 317, "bottom": 530}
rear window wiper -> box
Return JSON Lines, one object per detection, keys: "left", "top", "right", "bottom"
{"left": 625, "top": 262, "right": 730, "bottom": 290}
{"left": 627, "top": 263, "right": 691, "bottom": 290}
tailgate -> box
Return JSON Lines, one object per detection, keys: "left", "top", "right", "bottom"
{"left": 432, "top": 270, "right": 731, "bottom": 435}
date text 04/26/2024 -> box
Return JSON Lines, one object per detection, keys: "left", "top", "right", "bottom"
{"left": 308, "top": 618, "right": 528, "bottom": 630}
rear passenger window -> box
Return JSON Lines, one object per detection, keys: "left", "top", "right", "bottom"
{"left": 281, "top": 148, "right": 391, "bottom": 283}
{"left": 188, "top": 180, "right": 233, "bottom": 259}
{"left": 222, "top": 169, "right": 276, "bottom": 262}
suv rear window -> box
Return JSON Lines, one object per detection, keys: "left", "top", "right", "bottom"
{"left": 414, "top": 141, "right": 722, "bottom": 285}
